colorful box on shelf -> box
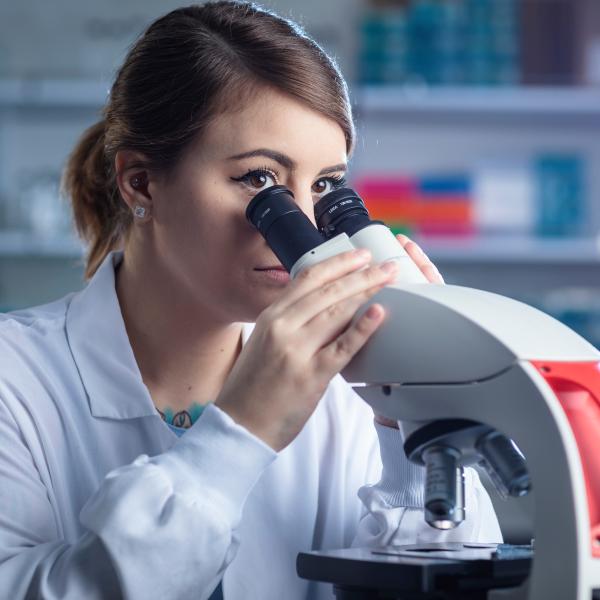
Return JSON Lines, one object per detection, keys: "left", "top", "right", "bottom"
{"left": 535, "top": 155, "right": 584, "bottom": 238}
{"left": 359, "top": 0, "right": 520, "bottom": 86}
{"left": 357, "top": 151, "right": 586, "bottom": 241}
{"left": 355, "top": 174, "right": 474, "bottom": 237}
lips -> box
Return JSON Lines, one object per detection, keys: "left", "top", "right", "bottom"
{"left": 255, "top": 265, "right": 287, "bottom": 271}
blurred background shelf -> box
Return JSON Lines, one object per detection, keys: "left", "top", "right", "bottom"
{"left": 418, "top": 235, "right": 600, "bottom": 264}
{"left": 356, "top": 86, "right": 600, "bottom": 121}
{"left": 3, "top": 80, "right": 600, "bottom": 121}
{"left": 0, "top": 231, "right": 84, "bottom": 257}
{"left": 0, "top": 79, "right": 108, "bottom": 108}
{"left": 0, "top": 229, "right": 598, "bottom": 264}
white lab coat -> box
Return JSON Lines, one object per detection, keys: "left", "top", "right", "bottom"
{"left": 0, "top": 251, "right": 501, "bottom": 600}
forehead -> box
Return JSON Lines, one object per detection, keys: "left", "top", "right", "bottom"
{"left": 198, "top": 87, "right": 347, "bottom": 168}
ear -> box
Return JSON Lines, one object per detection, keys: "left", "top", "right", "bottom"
{"left": 115, "top": 150, "right": 153, "bottom": 219}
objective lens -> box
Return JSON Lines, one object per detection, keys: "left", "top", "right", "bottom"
{"left": 246, "top": 185, "right": 325, "bottom": 273}
{"left": 476, "top": 431, "right": 531, "bottom": 498}
{"left": 422, "top": 446, "right": 466, "bottom": 530}
{"left": 314, "top": 188, "right": 379, "bottom": 238}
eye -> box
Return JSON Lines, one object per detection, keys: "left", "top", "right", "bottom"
{"left": 231, "top": 168, "right": 278, "bottom": 192}
{"left": 312, "top": 175, "right": 347, "bottom": 198}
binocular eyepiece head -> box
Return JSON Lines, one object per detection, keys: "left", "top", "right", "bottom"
{"left": 245, "top": 185, "right": 376, "bottom": 274}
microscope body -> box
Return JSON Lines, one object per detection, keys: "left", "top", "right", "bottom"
{"left": 245, "top": 186, "right": 600, "bottom": 599}
{"left": 339, "top": 281, "right": 600, "bottom": 600}
{"left": 290, "top": 231, "right": 600, "bottom": 599}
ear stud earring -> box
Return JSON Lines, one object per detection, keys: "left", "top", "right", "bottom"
{"left": 133, "top": 205, "right": 147, "bottom": 218}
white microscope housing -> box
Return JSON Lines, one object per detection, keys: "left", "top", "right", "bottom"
{"left": 246, "top": 185, "right": 600, "bottom": 599}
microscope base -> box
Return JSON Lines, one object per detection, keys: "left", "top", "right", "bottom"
{"left": 297, "top": 543, "right": 532, "bottom": 600}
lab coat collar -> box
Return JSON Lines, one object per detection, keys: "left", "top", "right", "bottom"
{"left": 66, "top": 251, "right": 157, "bottom": 420}
{"left": 66, "top": 251, "right": 255, "bottom": 421}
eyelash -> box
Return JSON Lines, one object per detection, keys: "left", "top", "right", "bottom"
{"left": 230, "top": 167, "right": 347, "bottom": 193}
{"left": 230, "top": 166, "right": 279, "bottom": 187}
{"left": 319, "top": 173, "right": 347, "bottom": 189}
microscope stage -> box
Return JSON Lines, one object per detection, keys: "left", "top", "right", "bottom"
{"left": 297, "top": 543, "right": 532, "bottom": 599}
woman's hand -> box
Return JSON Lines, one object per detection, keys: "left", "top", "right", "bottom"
{"left": 396, "top": 233, "right": 444, "bottom": 284}
{"left": 374, "top": 234, "right": 444, "bottom": 429}
{"left": 215, "top": 249, "right": 399, "bottom": 451}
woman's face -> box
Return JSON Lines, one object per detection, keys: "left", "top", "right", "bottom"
{"left": 149, "top": 87, "right": 348, "bottom": 323}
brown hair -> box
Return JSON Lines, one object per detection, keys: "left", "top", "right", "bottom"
{"left": 62, "top": 1, "right": 355, "bottom": 279}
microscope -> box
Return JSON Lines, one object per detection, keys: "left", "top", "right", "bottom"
{"left": 246, "top": 186, "right": 600, "bottom": 600}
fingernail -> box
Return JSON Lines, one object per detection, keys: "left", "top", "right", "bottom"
{"left": 366, "top": 305, "right": 381, "bottom": 319}
{"left": 380, "top": 261, "right": 398, "bottom": 274}
{"left": 354, "top": 248, "right": 371, "bottom": 261}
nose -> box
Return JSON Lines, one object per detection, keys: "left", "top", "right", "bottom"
{"left": 290, "top": 188, "right": 318, "bottom": 228}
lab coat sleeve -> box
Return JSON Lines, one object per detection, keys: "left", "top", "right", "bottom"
{"left": 353, "top": 421, "right": 503, "bottom": 547}
{"left": 0, "top": 402, "right": 276, "bottom": 600}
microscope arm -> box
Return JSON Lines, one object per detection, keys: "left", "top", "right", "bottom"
{"left": 244, "top": 183, "right": 599, "bottom": 598}
{"left": 341, "top": 283, "right": 600, "bottom": 600}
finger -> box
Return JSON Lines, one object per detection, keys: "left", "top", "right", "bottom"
{"left": 396, "top": 234, "right": 444, "bottom": 284}
{"left": 421, "top": 262, "right": 445, "bottom": 284}
{"left": 316, "top": 302, "right": 386, "bottom": 374}
{"left": 397, "top": 234, "right": 427, "bottom": 267}
{"left": 272, "top": 248, "right": 372, "bottom": 313}
{"left": 300, "top": 280, "right": 390, "bottom": 353}
{"left": 396, "top": 233, "right": 411, "bottom": 247}
{"left": 282, "top": 260, "right": 399, "bottom": 331}
{"left": 374, "top": 413, "right": 400, "bottom": 428}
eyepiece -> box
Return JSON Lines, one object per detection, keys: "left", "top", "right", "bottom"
{"left": 314, "top": 186, "right": 429, "bottom": 283}
{"left": 246, "top": 185, "right": 325, "bottom": 273}
{"left": 314, "top": 188, "right": 378, "bottom": 238}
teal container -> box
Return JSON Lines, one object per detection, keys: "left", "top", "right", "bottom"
{"left": 358, "top": 0, "right": 519, "bottom": 87}
{"left": 534, "top": 155, "right": 585, "bottom": 237}
{"left": 359, "top": 9, "right": 408, "bottom": 84}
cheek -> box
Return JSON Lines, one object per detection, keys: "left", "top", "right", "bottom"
{"left": 160, "top": 175, "right": 261, "bottom": 261}
{"left": 168, "top": 188, "right": 234, "bottom": 238}
{"left": 190, "top": 207, "right": 258, "bottom": 270}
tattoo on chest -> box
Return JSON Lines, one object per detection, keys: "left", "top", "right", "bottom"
{"left": 157, "top": 402, "right": 207, "bottom": 428}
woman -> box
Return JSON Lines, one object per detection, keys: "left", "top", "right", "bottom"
{"left": 0, "top": 2, "right": 501, "bottom": 599}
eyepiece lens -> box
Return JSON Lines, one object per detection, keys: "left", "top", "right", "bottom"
{"left": 246, "top": 185, "right": 295, "bottom": 234}
{"left": 314, "top": 188, "right": 373, "bottom": 238}
{"left": 246, "top": 185, "right": 325, "bottom": 273}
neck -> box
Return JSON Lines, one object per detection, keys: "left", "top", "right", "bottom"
{"left": 115, "top": 248, "right": 243, "bottom": 419}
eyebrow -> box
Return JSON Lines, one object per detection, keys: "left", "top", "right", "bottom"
{"left": 227, "top": 148, "right": 347, "bottom": 177}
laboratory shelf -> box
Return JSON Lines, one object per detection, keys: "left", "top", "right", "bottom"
{"left": 0, "top": 231, "right": 84, "bottom": 257}
{"left": 0, "top": 79, "right": 108, "bottom": 108}
{"left": 1, "top": 80, "right": 599, "bottom": 119}
{"left": 417, "top": 235, "right": 600, "bottom": 264}
{"left": 0, "top": 230, "right": 597, "bottom": 264}
{"left": 355, "top": 86, "right": 600, "bottom": 121}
